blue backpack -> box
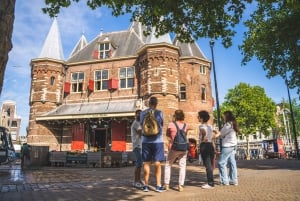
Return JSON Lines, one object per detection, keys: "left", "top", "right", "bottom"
{"left": 171, "top": 122, "right": 188, "bottom": 151}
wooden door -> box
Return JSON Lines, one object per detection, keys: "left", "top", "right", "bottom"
{"left": 111, "top": 121, "right": 126, "bottom": 151}
{"left": 71, "top": 123, "right": 85, "bottom": 151}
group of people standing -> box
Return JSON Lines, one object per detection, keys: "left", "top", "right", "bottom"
{"left": 131, "top": 96, "right": 239, "bottom": 192}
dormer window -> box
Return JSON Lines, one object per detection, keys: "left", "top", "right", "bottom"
{"left": 99, "top": 42, "right": 111, "bottom": 59}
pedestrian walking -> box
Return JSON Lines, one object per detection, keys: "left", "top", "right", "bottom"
{"left": 140, "top": 97, "right": 166, "bottom": 192}
{"left": 198, "top": 110, "right": 219, "bottom": 189}
{"left": 21, "top": 143, "right": 31, "bottom": 168}
{"left": 218, "top": 111, "right": 239, "bottom": 186}
{"left": 164, "top": 109, "right": 188, "bottom": 192}
{"left": 131, "top": 109, "right": 143, "bottom": 188}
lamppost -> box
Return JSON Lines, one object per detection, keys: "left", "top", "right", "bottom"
{"left": 285, "top": 74, "right": 299, "bottom": 159}
{"left": 209, "top": 39, "right": 222, "bottom": 135}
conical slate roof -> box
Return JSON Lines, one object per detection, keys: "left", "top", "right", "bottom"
{"left": 173, "top": 36, "right": 207, "bottom": 59}
{"left": 39, "top": 18, "right": 64, "bottom": 60}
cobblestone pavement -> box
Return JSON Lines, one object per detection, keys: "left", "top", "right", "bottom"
{"left": 0, "top": 159, "right": 300, "bottom": 201}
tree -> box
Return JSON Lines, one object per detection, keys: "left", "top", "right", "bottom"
{"left": 240, "top": 0, "right": 300, "bottom": 94}
{"left": 1, "top": 1, "right": 299, "bottom": 95}
{"left": 42, "top": 0, "right": 251, "bottom": 47}
{"left": 220, "top": 83, "right": 276, "bottom": 158}
{"left": 0, "top": 0, "right": 15, "bottom": 95}
{"left": 42, "top": 0, "right": 300, "bottom": 94}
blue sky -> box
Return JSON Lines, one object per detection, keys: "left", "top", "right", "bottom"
{"left": 1, "top": 1, "right": 298, "bottom": 136}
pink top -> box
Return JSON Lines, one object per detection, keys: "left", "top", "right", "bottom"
{"left": 166, "top": 121, "right": 188, "bottom": 150}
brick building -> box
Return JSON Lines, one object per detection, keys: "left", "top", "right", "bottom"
{"left": 28, "top": 19, "right": 213, "bottom": 152}
{"left": 0, "top": 100, "right": 21, "bottom": 143}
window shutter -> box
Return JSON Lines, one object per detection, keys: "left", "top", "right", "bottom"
{"left": 64, "top": 82, "right": 71, "bottom": 93}
{"left": 88, "top": 79, "right": 94, "bottom": 91}
{"left": 108, "top": 78, "right": 119, "bottom": 91}
{"left": 93, "top": 50, "right": 99, "bottom": 59}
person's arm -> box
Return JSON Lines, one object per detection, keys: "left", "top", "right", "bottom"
{"left": 220, "top": 123, "right": 232, "bottom": 137}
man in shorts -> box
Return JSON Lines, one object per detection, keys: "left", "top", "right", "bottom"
{"left": 140, "top": 97, "right": 166, "bottom": 192}
{"left": 131, "top": 109, "right": 143, "bottom": 188}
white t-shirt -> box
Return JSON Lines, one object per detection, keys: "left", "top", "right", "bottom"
{"left": 199, "top": 124, "right": 214, "bottom": 143}
{"left": 131, "top": 120, "right": 142, "bottom": 149}
{"left": 220, "top": 122, "right": 237, "bottom": 147}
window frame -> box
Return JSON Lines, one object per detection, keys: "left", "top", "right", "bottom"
{"left": 94, "top": 69, "right": 109, "bottom": 91}
{"left": 99, "top": 42, "right": 111, "bottom": 59}
{"left": 200, "top": 65, "right": 206, "bottom": 75}
{"left": 119, "top": 66, "right": 135, "bottom": 89}
{"left": 201, "top": 85, "right": 206, "bottom": 101}
{"left": 179, "top": 83, "right": 187, "bottom": 100}
{"left": 71, "top": 72, "right": 85, "bottom": 93}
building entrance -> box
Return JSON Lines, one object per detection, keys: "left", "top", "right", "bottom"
{"left": 93, "top": 129, "right": 107, "bottom": 152}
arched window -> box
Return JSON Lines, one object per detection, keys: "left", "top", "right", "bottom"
{"left": 50, "top": 76, "right": 55, "bottom": 86}
{"left": 180, "top": 83, "right": 186, "bottom": 100}
{"left": 201, "top": 85, "right": 206, "bottom": 101}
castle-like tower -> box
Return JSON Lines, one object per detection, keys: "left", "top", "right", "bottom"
{"left": 28, "top": 19, "right": 212, "bottom": 152}
{"left": 28, "top": 19, "right": 65, "bottom": 149}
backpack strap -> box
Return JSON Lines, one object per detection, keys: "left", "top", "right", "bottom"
{"left": 173, "top": 122, "right": 186, "bottom": 137}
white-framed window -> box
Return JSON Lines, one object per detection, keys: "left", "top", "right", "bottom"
{"left": 71, "top": 72, "right": 84, "bottom": 92}
{"left": 201, "top": 85, "right": 206, "bottom": 101}
{"left": 119, "top": 67, "right": 134, "bottom": 88}
{"left": 99, "top": 43, "right": 111, "bottom": 59}
{"left": 180, "top": 83, "right": 186, "bottom": 100}
{"left": 200, "top": 65, "right": 206, "bottom": 74}
{"left": 95, "top": 70, "right": 109, "bottom": 91}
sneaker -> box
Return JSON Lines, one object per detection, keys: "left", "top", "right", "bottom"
{"left": 178, "top": 185, "right": 184, "bottom": 192}
{"left": 220, "top": 183, "right": 229, "bottom": 186}
{"left": 155, "top": 186, "right": 166, "bottom": 192}
{"left": 164, "top": 184, "right": 169, "bottom": 191}
{"left": 142, "top": 186, "right": 149, "bottom": 192}
{"left": 229, "top": 182, "right": 238, "bottom": 186}
{"left": 201, "top": 184, "right": 214, "bottom": 189}
{"left": 134, "top": 182, "right": 143, "bottom": 188}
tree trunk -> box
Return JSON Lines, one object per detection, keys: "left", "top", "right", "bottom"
{"left": 246, "top": 135, "right": 251, "bottom": 160}
{"left": 0, "top": 0, "right": 16, "bottom": 95}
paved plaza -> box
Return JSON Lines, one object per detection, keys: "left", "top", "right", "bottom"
{"left": 0, "top": 159, "right": 300, "bottom": 201}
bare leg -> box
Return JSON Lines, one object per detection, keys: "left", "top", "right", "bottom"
{"left": 143, "top": 162, "right": 151, "bottom": 185}
{"left": 154, "top": 161, "right": 162, "bottom": 186}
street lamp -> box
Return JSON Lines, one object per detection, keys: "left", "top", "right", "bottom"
{"left": 209, "top": 39, "right": 222, "bottom": 133}
{"left": 285, "top": 74, "right": 299, "bottom": 159}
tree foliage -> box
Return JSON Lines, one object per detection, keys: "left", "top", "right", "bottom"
{"left": 240, "top": 0, "right": 300, "bottom": 94}
{"left": 42, "top": 0, "right": 300, "bottom": 95}
{"left": 220, "top": 83, "right": 276, "bottom": 136}
{"left": 43, "top": 0, "right": 252, "bottom": 47}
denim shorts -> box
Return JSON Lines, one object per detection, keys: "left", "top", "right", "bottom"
{"left": 133, "top": 147, "right": 142, "bottom": 168}
{"left": 142, "top": 142, "right": 165, "bottom": 162}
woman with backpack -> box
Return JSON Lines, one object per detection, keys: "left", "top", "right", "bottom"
{"left": 164, "top": 109, "right": 189, "bottom": 192}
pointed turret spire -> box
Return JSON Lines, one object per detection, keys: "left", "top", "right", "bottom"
{"left": 129, "top": 21, "right": 147, "bottom": 43}
{"left": 39, "top": 18, "right": 64, "bottom": 60}
{"left": 69, "top": 34, "right": 88, "bottom": 58}
{"left": 145, "top": 17, "right": 172, "bottom": 44}
{"left": 145, "top": 26, "right": 172, "bottom": 44}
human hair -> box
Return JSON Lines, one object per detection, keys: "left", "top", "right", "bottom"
{"left": 174, "top": 109, "right": 185, "bottom": 121}
{"left": 149, "top": 96, "right": 158, "bottom": 106}
{"left": 223, "top": 111, "right": 239, "bottom": 133}
{"left": 198, "top": 110, "right": 210, "bottom": 123}
{"left": 135, "top": 109, "right": 142, "bottom": 114}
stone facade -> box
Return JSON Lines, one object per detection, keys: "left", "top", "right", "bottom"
{"left": 27, "top": 20, "right": 213, "bottom": 152}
